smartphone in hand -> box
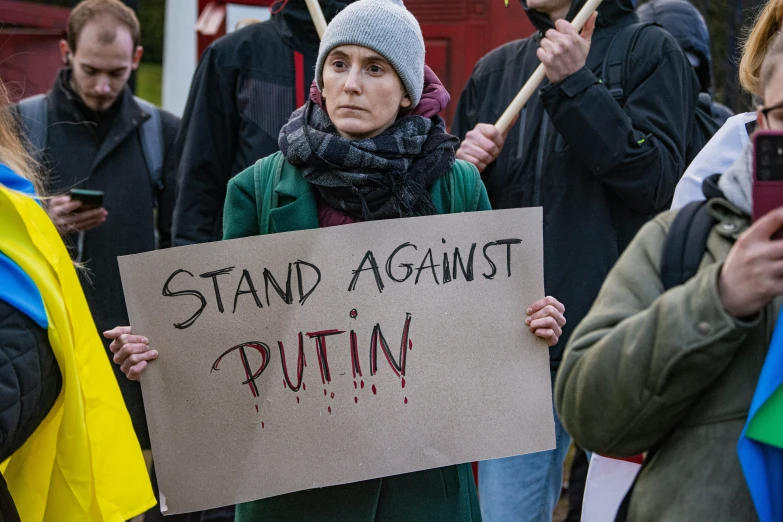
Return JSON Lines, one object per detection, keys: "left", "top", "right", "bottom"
{"left": 69, "top": 188, "right": 104, "bottom": 211}
{"left": 753, "top": 131, "right": 783, "bottom": 239}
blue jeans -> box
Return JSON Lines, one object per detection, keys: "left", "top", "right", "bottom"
{"left": 478, "top": 398, "right": 571, "bottom": 522}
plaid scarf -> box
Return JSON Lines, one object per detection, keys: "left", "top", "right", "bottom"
{"left": 278, "top": 101, "right": 458, "bottom": 220}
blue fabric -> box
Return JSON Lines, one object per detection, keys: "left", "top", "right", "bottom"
{"left": 0, "top": 164, "right": 47, "bottom": 329}
{"left": 478, "top": 387, "right": 571, "bottom": 522}
{"left": 0, "top": 163, "right": 36, "bottom": 196}
{"left": 738, "top": 309, "right": 783, "bottom": 522}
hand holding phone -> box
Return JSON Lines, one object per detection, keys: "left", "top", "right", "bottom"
{"left": 69, "top": 188, "right": 104, "bottom": 211}
{"left": 46, "top": 190, "right": 107, "bottom": 235}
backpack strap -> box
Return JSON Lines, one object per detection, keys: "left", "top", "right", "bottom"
{"left": 17, "top": 94, "right": 48, "bottom": 161}
{"left": 601, "top": 23, "right": 653, "bottom": 104}
{"left": 252, "top": 152, "right": 284, "bottom": 235}
{"left": 134, "top": 97, "right": 165, "bottom": 206}
{"left": 660, "top": 199, "right": 716, "bottom": 290}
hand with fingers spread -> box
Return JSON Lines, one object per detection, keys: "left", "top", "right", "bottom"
{"left": 456, "top": 120, "right": 514, "bottom": 173}
{"left": 525, "top": 296, "right": 566, "bottom": 347}
{"left": 537, "top": 12, "right": 597, "bottom": 84}
{"left": 104, "top": 326, "right": 158, "bottom": 381}
{"left": 719, "top": 207, "right": 783, "bottom": 318}
{"left": 47, "top": 195, "right": 108, "bottom": 235}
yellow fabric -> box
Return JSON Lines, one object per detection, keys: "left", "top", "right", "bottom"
{"left": 0, "top": 185, "right": 156, "bottom": 521}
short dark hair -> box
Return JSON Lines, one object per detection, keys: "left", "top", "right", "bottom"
{"left": 760, "top": 31, "right": 783, "bottom": 95}
{"left": 67, "top": 0, "right": 141, "bottom": 53}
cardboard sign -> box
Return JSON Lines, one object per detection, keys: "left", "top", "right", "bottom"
{"left": 118, "top": 207, "right": 554, "bottom": 514}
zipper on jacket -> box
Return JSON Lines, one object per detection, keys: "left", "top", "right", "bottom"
{"left": 532, "top": 114, "right": 549, "bottom": 207}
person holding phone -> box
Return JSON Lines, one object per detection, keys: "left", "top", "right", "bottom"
{"left": 11, "top": 1, "right": 181, "bottom": 519}
{"left": 671, "top": 0, "right": 783, "bottom": 209}
{"left": 47, "top": 190, "right": 107, "bottom": 234}
{"left": 554, "top": 30, "right": 783, "bottom": 521}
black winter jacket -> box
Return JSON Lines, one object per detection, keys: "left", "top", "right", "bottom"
{"left": 172, "top": 0, "right": 355, "bottom": 246}
{"left": 636, "top": 0, "right": 733, "bottom": 124}
{"left": 0, "top": 300, "right": 61, "bottom": 462}
{"left": 13, "top": 70, "right": 180, "bottom": 449}
{"left": 452, "top": 0, "right": 698, "bottom": 373}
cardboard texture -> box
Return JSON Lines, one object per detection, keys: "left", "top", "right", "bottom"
{"left": 118, "top": 207, "right": 554, "bottom": 514}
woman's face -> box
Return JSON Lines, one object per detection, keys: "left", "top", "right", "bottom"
{"left": 322, "top": 45, "right": 412, "bottom": 140}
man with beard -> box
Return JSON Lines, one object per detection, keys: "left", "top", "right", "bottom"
{"left": 452, "top": 0, "right": 699, "bottom": 520}
{"left": 173, "top": 0, "right": 357, "bottom": 246}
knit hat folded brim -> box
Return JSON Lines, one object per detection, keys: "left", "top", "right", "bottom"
{"left": 314, "top": 0, "right": 425, "bottom": 107}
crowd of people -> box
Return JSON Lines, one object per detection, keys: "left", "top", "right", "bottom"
{"left": 0, "top": 0, "right": 780, "bottom": 520}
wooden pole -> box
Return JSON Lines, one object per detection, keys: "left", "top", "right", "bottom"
{"left": 495, "top": 0, "right": 604, "bottom": 133}
{"left": 304, "top": 0, "right": 328, "bottom": 40}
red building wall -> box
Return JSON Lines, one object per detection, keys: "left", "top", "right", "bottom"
{"left": 197, "top": 0, "right": 535, "bottom": 125}
{"left": 0, "top": 0, "right": 70, "bottom": 103}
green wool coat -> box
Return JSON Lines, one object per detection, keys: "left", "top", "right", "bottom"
{"left": 223, "top": 152, "right": 489, "bottom": 522}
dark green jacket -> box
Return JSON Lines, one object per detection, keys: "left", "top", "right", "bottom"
{"left": 223, "top": 152, "right": 488, "bottom": 521}
{"left": 556, "top": 198, "right": 780, "bottom": 521}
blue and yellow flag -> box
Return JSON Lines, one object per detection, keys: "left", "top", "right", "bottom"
{"left": 738, "top": 308, "right": 783, "bottom": 522}
{"left": 0, "top": 166, "right": 155, "bottom": 521}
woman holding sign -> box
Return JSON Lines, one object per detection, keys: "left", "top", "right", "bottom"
{"left": 107, "top": 0, "right": 566, "bottom": 519}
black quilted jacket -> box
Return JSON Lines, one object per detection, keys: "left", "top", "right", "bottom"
{"left": 0, "top": 299, "right": 61, "bottom": 461}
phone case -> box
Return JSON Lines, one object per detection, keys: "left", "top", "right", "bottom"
{"left": 752, "top": 131, "right": 783, "bottom": 239}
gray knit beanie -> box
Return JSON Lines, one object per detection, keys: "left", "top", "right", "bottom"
{"left": 315, "top": 0, "right": 425, "bottom": 107}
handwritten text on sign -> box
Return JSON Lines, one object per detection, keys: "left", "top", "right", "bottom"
{"left": 118, "top": 208, "right": 554, "bottom": 515}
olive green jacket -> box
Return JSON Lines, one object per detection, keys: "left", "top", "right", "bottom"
{"left": 223, "top": 152, "right": 488, "bottom": 521}
{"left": 556, "top": 198, "right": 780, "bottom": 521}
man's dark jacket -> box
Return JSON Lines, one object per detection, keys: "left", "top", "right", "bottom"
{"left": 172, "top": 0, "right": 355, "bottom": 246}
{"left": 13, "top": 70, "right": 180, "bottom": 448}
{"left": 452, "top": 0, "right": 698, "bottom": 374}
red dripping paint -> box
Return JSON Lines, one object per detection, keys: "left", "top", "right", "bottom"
{"left": 354, "top": 397, "right": 358, "bottom": 403}
{"left": 354, "top": 381, "right": 357, "bottom": 389}
{"left": 296, "top": 396, "right": 300, "bottom": 404}
{"left": 409, "top": 339, "right": 413, "bottom": 351}
{"left": 372, "top": 384, "right": 377, "bottom": 394}
{"left": 404, "top": 397, "right": 408, "bottom": 404}
{"left": 262, "top": 422, "right": 265, "bottom": 428}
{"left": 284, "top": 380, "right": 287, "bottom": 388}
{"left": 331, "top": 392, "right": 335, "bottom": 399}
{"left": 328, "top": 406, "right": 332, "bottom": 414}
{"left": 401, "top": 377, "right": 406, "bottom": 389}
{"left": 255, "top": 405, "right": 259, "bottom": 413}
{"left": 303, "top": 383, "right": 307, "bottom": 391}
{"left": 361, "top": 380, "right": 365, "bottom": 389}
{"left": 324, "top": 389, "right": 327, "bottom": 396}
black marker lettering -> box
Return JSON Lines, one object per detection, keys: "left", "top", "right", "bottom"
{"left": 482, "top": 242, "right": 498, "bottom": 280}
{"left": 415, "top": 248, "right": 440, "bottom": 285}
{"left": 386, "top": 242, "right": 417, "bottom": 283}
{"left": 233, "top": 269, "right": 263, "bottom": 312}
{"left": 348, "top": 250, "right": 384, "bottom": 293}
{"left": 453, "top": 244, "right": 476, "bottom": 281}
{"left": 295, "top": 260, "right": 322, "bottom": 305}
{"left": 162, "top": 269, "right": 207, "bottom": 329}
{"left": 495, "top": 239, "right": 523, "bottom": 277}
{"left": 263, "top": 264, "right": 293, "bottom": 306}
{"left": 199, "top": 267, "right": 234, "bottom": 313}
{"left": 442, "top": 251, "right": 452, "bottom": 283}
